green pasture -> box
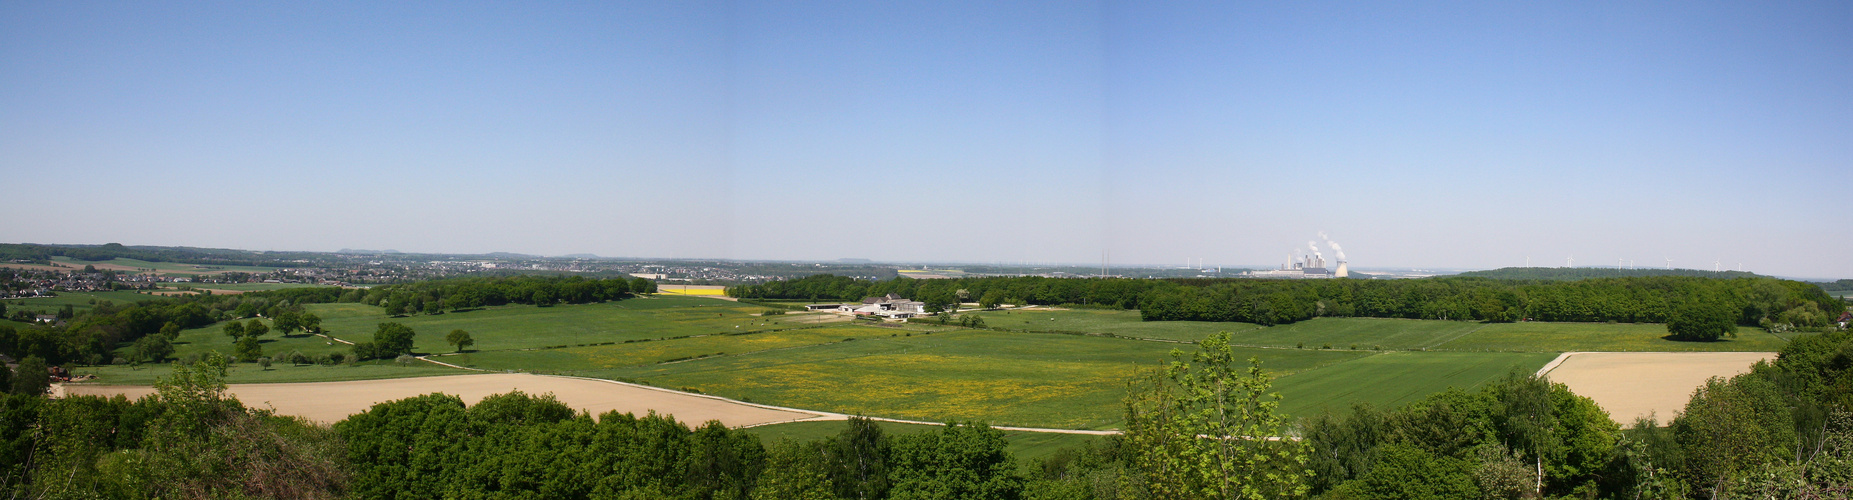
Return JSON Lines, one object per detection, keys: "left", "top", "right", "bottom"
{"left": 108, "top": 316, "right": 362, "bottom": 369}
{"left": 50, "top": 256, "right": 280, "bottom": 275}
{"left": 308, "top": 295, "right": 829, "bottom": 354}
{"left": 744, "top": 420, "right": 1103, "bottom": 462}
{"left": 966, "top": 308, "right": 1259, "bottom": 342}
{"left": 1435, "top": 321, "right": 1790, "bottom": 352}
{"left": 7, "top": 290, "right": 162, "bottom": 315}
{"left": 581, "top": 330, "right": 1368, "bottom": 429}
{"left": 450, "top": 325, "right": 908, "bottom": 371}
{"left": 1273, "top": 351, "right": 1558, "bottom": 418}
{"left": 1225, "top": 317, "right": 1484, "bottom": 350}
{"left": 71, "top": 361, "right": 462, "bottom": 386}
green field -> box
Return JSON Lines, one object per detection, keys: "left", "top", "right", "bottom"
{"left": 1436, "top": 321, "right": 1791, "bottom": 352}
{"left": 966, "top": 308, "right": 1260, "bottom": 342}
{"left": 1273, "top": 351, "right": 1559, "bottom": 417}
{"left": 51, "top": 256, "right": 281, "bottom": 276}
{"left": 78, "top": 299, "right": 1781, "bottom": 430}
{"left": 578, "top": 330, "right": 1367, "bottom": 429}
{"left": 744, "top": 420, "right": 1103, "bottom": 462}
{"left": 309, "top": 296, "right": 848, "bottom": 354}
{"left": 71, "top": 361, "right": 462, "bottom": 386}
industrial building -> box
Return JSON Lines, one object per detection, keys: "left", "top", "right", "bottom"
{"left": 1243, "top": 238, "right": 1350, "bottom": 279}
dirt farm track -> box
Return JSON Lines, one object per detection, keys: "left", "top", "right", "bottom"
{"left": 1539, "top": 351, "right": 1776, "bottom": 424}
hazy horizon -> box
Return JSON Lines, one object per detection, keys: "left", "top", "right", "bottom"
{"left": 5, "top": 2, "right": 1848, "bottom": 279}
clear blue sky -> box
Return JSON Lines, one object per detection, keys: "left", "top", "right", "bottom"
{"left": 4, "top": 1, "right": 1848, "bottom": 278}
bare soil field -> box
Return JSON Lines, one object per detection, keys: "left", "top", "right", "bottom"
{"left": 60, "top": 373, "right": 821, "bottom": 427}
{"left": 1540, "top": 352, "right": 1776, "bottom": 424}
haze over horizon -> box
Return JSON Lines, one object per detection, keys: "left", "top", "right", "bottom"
{"left": 4, "top": 2, "right": 1848, "bottom": 279}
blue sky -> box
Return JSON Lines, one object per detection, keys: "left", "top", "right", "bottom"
{"left": 3, "top": 1, "right": 1848, "bottom": 278}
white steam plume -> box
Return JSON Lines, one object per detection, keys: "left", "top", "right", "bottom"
{"left": 1320, "top": 232, "right": 1347, "bottom": 261}
{"left": 1308, "top": 241, "right": 1322, "bottom": 259}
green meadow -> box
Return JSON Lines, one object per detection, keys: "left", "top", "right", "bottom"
{"left": 78, "top": 297, "right": 1785, "bottom": 429}
{"left": 7, "top": 290, "right": 162, "bottom": 315}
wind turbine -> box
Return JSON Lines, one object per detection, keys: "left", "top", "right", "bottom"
{"left": 1664, "top": 257, "right": 1673, "bottom": 270}
{"left": 1566, "top": 256, "right": 1574, "bottom": 268}
{"left": 1714, "top": 260, "right": 1721, "bottom": 272}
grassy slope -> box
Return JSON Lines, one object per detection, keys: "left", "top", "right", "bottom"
{"left": 1273, "top": 351, "right": 1559, "bottom": 418}
{"left": 1437, "top": 321, "right": 1790, "bottom": 352}
{"left": 966, "top": 308, "right": 1259, "bottom": 342}
{"left": 7, "top": 290, "right": 162, "bottom": 315}
{"left": 309, "top": 295, "right": 840, "bottom": 353}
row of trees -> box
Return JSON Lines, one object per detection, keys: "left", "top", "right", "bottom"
{"left": 352, "top": 275, "right": 656, "bottom": 315}
{"left": 731, "top": 274, "right": 1842, "bottom": 330}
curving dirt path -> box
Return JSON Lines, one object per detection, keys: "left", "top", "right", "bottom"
{"left": 1539, "top": 351, "right": 1776, "bottom": 424}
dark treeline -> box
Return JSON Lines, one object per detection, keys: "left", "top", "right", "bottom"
{"left": 1453, "top": 267, "right": 1762, "bottom": 281}
{"left": 0, "top": 275, "right": 657, "bottom": 367}
{"left": 352, "top": 274, "right": 655, "bottom": 315}
{"left": 729, "top": 274, "right": 1842, "bottom": 328}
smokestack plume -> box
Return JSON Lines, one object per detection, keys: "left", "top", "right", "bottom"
{"left": 1320, "top": 232, "right": 1347, "bottom": 261}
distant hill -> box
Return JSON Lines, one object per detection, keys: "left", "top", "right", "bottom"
{"left": 561, "top": 253, "right": 602, "bottom": 259}
{"left": 1454, "top": 267, "right": 1763, "bottom": 281}
{"left": 337, "top": 248, "right": 402, "bottom": 254}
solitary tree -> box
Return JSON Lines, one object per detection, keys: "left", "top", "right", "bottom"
{"left": 244, "top": 318, "right": 270, "bottom": 339}
{"left": 272, "top": 310, "right": 300, "bottom": 335}
{"left": 222, "top": 321, "right": 245, "bottom": 340}
{"left": 373, "top": 322, "right": 417, "bottom": 357}
{"left": 134, "top": 334, "right": 174, "bottom": 363}
{"left": 1667, "top": 298, "right": 1737, "bottom": 341}
{"left": 234, "top": 335, "right": 263, "bottom": 362}
{"left": 445, "top": 329, "right": 474, "bottom": 353}
{"left": 300, "top": 312, "right": 322, "bottom": 333}
{"left": 1123, "top": 331, "right": 1312, "bottom": 499}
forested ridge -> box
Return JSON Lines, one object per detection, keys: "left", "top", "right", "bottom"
{"left": 730, "top": 274, "right": 1842, "bottom": 327}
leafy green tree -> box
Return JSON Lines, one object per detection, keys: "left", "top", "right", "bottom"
{"left": 445, "top": 329, "right": 474, "bottom": 353}
{"left": 827, "top": 416, "right": 891, "bottom": 500}
{"left": 373, "top": 322, "right": 416, "bottom": 356}
{"left": 1666, "top": 297, "right": 1737, "bottom": 341}
{"left": 754, "top": 439, "right": 836, "bottom": 500}
{"left": 299, "top": 312, "right": 322, "bottom": 333}
{"left": 888, "top": 422, "right": 1023, "bottom": 500}
{"left": 11, "top": 356, "right": 49, "bottom": 396}
{"left": 271, "top": 310, "right": 299, "bottom": 335}
{"left": 234, "top": 335, "right": 263, "bottom": 362}
{"left": 979, "top": 290, "right": 1005, "bottom": 308}
{"left": 243, "top": 318, "right": 269, "bottom": 338}
{"left": 1330, "top": 444, "right": 1477, "bottom": 499}
{"left": 1123, "top": 332, "right": 1312, "bottom": 499}
{"left": 132, "top": 334, "right": 173, "bottom": 363}
{"left": 158, "top": 321, "right": 182, "bottom": 340}
{"left": 632, "top": 277, "right": 657, "bottom": 294}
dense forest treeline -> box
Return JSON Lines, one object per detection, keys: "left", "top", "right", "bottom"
{"left": 1452, "top": 267, "right": 1762, "bottom": 281}
{"left": 729, "top": 274, "right": 1843, "bottom": 327}
{"left": 0, "top": 275, "right": 654, "bottom": 367}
